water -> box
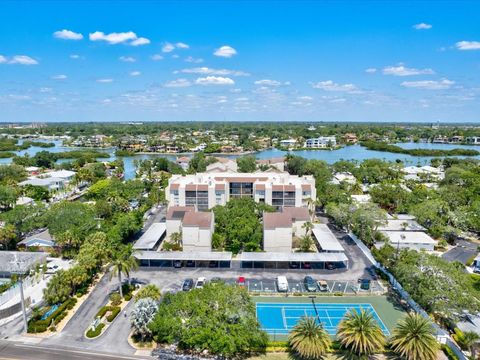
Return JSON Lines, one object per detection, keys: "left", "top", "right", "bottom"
{"left": 1, "top": 139, "right": 478, "bottom": 180}
{"left": 41, "top": 304, "right": 59, "bottom": 320}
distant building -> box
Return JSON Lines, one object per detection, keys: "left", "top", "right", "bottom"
{"left": 166, "top": 172, "right": 316, "bottom": 210}
{"left": 256, "top": 157, "right": 285, "bottom": 172}
{"left": 206, "top": 157, "right": 238, "bottom": 173}
{"left": 279, "top": 139, "right": 297, "bottom": 148}
{"left": 182, "top": 211, "right": 214, "bottom": 251}
{"left": 18, "top": 229, "right": 56, "bottom": 251}
{"left": 331, "top": 172, "right": 357, "bottom": 184}
{"left": 176, "top": 156, "right": 191, "bottom": 171}
{"left": 466, "top": 136, "right": 480, "bottom": 145}
{"left": 304, "top": 136, "right": 336, "bottom": 148}
{"left": 378, "top": 231, "right": 437, "bottom": 251}
{"left": 342, "top": 133, "right": 358, "bottom": 144}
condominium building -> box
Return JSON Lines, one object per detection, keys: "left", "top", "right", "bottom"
{"left": 304, "top": 136, "right": 337, "bottom": 148}
{"left": 166, "top": 172, "right": 316, "bottom": 211}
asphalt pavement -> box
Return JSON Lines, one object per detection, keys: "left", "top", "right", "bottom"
{"left": 442, "top": 239, "right": 478, "bottom": 264}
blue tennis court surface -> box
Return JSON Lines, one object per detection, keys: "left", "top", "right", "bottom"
{"left": 256, "top": 302, "right": 389, "bottom": 335}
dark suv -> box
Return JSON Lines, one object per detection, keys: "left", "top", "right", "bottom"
{"left": 303, "top": 276, "right": 317, "bottom": 292}
{"left": 182, "top": 278, "right": 194, "bottom": 291}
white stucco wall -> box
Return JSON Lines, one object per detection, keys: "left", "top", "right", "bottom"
{"left": 182, "top": 226, "right": 212, "bottom": 251}
{"left": 292, "top": 220, "right": 307, "bottom": 237}
{"left": 166, "top": 219, "right": 182, "bottom": 238}
{"left": 264, "top": 227, "right": 292, "bottom": 252}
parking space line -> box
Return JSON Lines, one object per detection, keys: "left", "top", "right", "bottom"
{"left": 330, "top": 281, "right": 335, "bottom": 293}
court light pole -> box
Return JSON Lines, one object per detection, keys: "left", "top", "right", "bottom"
{"left": 309, "top": 295, "right": 321, "bottom": 324}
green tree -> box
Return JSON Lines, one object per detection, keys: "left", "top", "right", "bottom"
{"left": 299, "top": 234, "right": 314, "bottom": 252}
{"left": 288, "top": 316, "right": 331, "bottom": 359}
{"left": 390, "top": 313, "right": 439, "bottom": 360}
{"left": 236, "top": 155, "right": 257, "bottom": 173}
{"left": 0, "top": 185, "right": 18, "bottom": 210}
{"left": 131, "top": 298, "right": 158, "bottom": 342}
{"left": 135, "top": 284, "right": 161, "bottom": 302}
{"left": 110, "top": 244, "right": 138, "bottom": 298}
{"left": 43, "top": 270, "right": 73, "bottom": 304}
{"left": 0, "top": 224, "right": 17, "bottom": 250}
{"left": 336, "top": 309, "right": 385, "bottom": 358}
{"left": 459, "top": 331, "right": 480, "bottom": 359}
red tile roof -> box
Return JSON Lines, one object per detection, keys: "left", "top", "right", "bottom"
{"left": 263, "top": 212, "right": 292, "bottom": 230}
{"left": 182, "top": 211, "right": 213, "bottom": 229}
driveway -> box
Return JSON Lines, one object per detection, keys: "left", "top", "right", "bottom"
{"left": 442, "top": 240, "right": 478, "bottom": 264}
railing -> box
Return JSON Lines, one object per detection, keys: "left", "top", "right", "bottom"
{"left": 0, "top": 277, "right": 35, "bottom": 307}
{"left": 348, "top": 232, "right": 467, "bottom": 360}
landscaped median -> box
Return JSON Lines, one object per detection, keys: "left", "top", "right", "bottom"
{"left": 85, "top": 284, "right": 135, "bottom": 339}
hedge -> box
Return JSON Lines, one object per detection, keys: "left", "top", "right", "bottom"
{"left": 27, "top": 298, "right": 77, "bottom": 333}
{"left": 442, "top": 345, "right": 460, "bottom": 360}
{"left": 86, "top": 323, "right": 105, "bottom": 338}
{"left": 106, "top": 306, "right": 121, "bottom": 322}
{"left": 95, "top": 306, "right": 110, "bottom": 319}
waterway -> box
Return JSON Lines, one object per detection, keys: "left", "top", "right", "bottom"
{"left": 0, "top": 140, "right": 478, "bottom": 181}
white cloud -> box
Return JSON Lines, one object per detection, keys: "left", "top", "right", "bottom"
{"left": 195, "top": 76, "right": 235, "bottom": 85}
{"left": 401, "top": 79, "right": 454, "bottom": 90}
{"left": 413, "top": 23, "right": 432, "bottom": 30}
{"left": 69, "top": 54, "right": 81, "bottom": 59}
{"left": 151, "top": 54, "right": 164, "bottom": 61}
{"left": 162, "top": 42, "right": 175, "bottom": 53}
{"left": 119, "top": 56, "right": 136, "bottom": 63}
{"left": 0, "top": 55, "right": 6, "bottom": 64}
{"left": 53, "top": 29, "right": 83, "bottom": 40}
{"left": 456, "top": 41, "right": 480, "bottom": 50}
{"left": 365, "top": 68, "right": 377, "bottom": 73}
{"left": 172, "top": 54, "right": 180, "bottom": 59}
{"left": 185, "top": 56, "right": 203, "bottom": 63}
{"left": 382, "top": 65, "right": 435, "bottom": 76}
{"left": 97, "top": 78, "right": 114, "bottom": 83}
{"left": 130, "top": 71, "right": 141, "bottom": 76}
{"left": 52, "top": 74, "right": 67, "bottom": 80}
{"left": 298, "top": 96, "right": 313, "bottom": 101}
{"left": 311, "top": 80, "right": 357, "bottom": 92}
{"left": 130, "top": 37, "right": 150, "bottom": 46}
{"left": 175, "top": 42, "right": 189, "bottom": 49}
{"left": 254, "top": 79, "right": 283, "bottom": 86}
{"left": 89, "top": 31, "right": 137, "bottom": 44}
{"left": 164, "top": 78, "right": 192, "bottom": 88}
{"left": 179, "top": 67, "right": 249, "bottom": 76}
{"left": 39, "top": 87, "right": 52, "bottom": 93}
{"left": 213, "top": 45, "right": 237, "bottom": 58}
{"left": 9, "top": 55, "right": 38, "bottom": 65}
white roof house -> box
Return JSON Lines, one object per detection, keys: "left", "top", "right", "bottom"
{"left": 331, "top": 172, "right": 357, "bottom": 185}
{"left": 351, "top": 194, "right": 371, "bottom": 204}
{"left": 378, "top": 219, "right": 426, "bottom": 232}
{"left": 379, "top": 231, "right": 437, "bottom": 251}
{"left": 18, "top": 229, "right": 56, "bottom": 249}
{"left": 312, "top": 224, "right": 345, "bottom": 253}
{"left": 16, "top": 196, "right": 34, "bottom": 206}
{"left": 45, "top": 170, "right": 76, "bottom": 180}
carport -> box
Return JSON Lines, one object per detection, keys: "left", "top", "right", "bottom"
{"left": 237, "top": 252, "right": 349, "bottom": 269}
{"left": 135, "top": 251, "right": 232, "bottom": 268}
{"left": 133, "top": 223, "right": 166, "bottom": 251}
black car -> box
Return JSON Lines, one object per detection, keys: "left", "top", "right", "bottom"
{"left": 182, "top": 278, "right": 194, "bottom": 291}
{"left": 289, "top": 262, "right": 300, "bottom": 269}
{"left": 359, "top": 279, "right": 371, "bottom": 291}
{"left": 186, "top": 260, "right": 195, "bottom": 267}
{"left": 173, "top": 260, "right": 182, "bottom": 268}
{"left": 303, "top": 276, "right": 317, "bottom": 292}
{"left": 325, "top": 262, "right": 336, "bottom": 270}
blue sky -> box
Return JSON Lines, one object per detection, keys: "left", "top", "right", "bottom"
{"left": 0, "top": 0, "right": 479, "bottom": 123}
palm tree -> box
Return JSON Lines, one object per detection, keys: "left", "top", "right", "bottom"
{"left": 302, "top": 221, "right": 314, "bottom": 236}
{"left": 336, "top": 309, "right": 385, "bottom": 358}
{"left": 288, "top": 316, "right": 331, "bottom": 359}
{"left": 461, "top": 331, "right": 480, "bottom": 359}
{"left": 110, "top": 244, "right": 138, "bottom": 298}
{"left": 390, "top": 313, "right": 439, "bottom": 360}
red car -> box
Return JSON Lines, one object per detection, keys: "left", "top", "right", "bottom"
{"left": 237, "top": 276, "right": 246, "bottom": 288}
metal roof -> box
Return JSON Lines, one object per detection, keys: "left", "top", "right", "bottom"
{"left": 238, "top": 251, "right": 348, "bottom": 263}
{"left": 380, "top": 231, "right": 436, "bottom": 245}
{"left": 0, "top": 251, "right": 47, "bottom": 274}
{"left": 378, "top": 219, "right": 425, "bottom": 232}
{"left": 312, "top": 224, "right": 345, "bottom": 252}
{"left": 135, "top": 251, "right": 232, "bottom": 261}
{"left": 133, "top": 223, "right": 166, "bottom": 250}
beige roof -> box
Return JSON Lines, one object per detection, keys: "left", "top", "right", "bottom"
{"left": 166, "top": 206, "right": 195, "bottom": 220}
{"left": 256, "top": 157, "right": 285, "bottom": 165}
{"left": 182, "top": 211, "right": 213, "bottom": 229}
{"left": 263, "top": 212, "right": 292, "bottom": 230}
{"left": 282, "top": 207, "right": 310, "bottom": 222}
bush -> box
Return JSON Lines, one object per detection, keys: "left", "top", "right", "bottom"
{"left": 466, "top": 254, "right": 476, "bottom": 267}
{"left": 124, "top": 293, "right": 132, "bottom": 301}
{"left": 27, "top": 298, "right": 77, "bottom": 333}
{"left": 86, "top": 323, "right": 105, "bottom": 338}
{"left": 96, "top": 306, "right": 110, "bottom": 319}
{"left": 442, "top": 344, "right": 460, "bottom": 360}
{"left": 106, "top": 306, "right": 121, "bottom": 322}
{"left": 110, "top": 292, "right": 122, "bottom": 306}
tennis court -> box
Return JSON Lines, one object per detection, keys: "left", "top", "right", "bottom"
{"left": 256, "top": 302, "right": 390, "bottom": 336}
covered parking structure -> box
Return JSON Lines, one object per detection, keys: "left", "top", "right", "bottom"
{"left": 238, "top": 252, "right": 349, "bottom": 270}
{"left": 133, "top": 223, "right": 166, "bottom": 251}
{"left": 135, "top": 251, "right": 232, "bottom": 268}
{"left": 312, "top": 224, "right": 345, "bottom": 253}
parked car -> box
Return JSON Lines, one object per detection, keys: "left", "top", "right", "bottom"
{"left": 303, "top": 276, "right": 317, "bottom": 292}
{"left": 208, "top": 261, "right": 218, "bottom": 268}
{"left": 317, "top": 280, "right": 329, "bottom": 292}
{"left": 186, "top": 260, "right": 195, "bottom": 267}
{"left": 195, "top": 277, "right": 206, "bottom": 289}
{"left": 289, "top": 262, "right": 300, "bottom": 269}
{"left": 182, "top": 278, "right": 194, "bottom": 291}
{"left": 173, "top": 260, "right": 182, "bottom": 268}
{"left": 237, "top": 276, "right": 246, "bottom": 288}
{"left": 276, "top": 276, "right": 289, "bottom": 292}
{"left": 367, "top": 266, "right": 377, "bottom": 280}
{"left": 325, "top": 262, "right": 335, "bottom": 270}
{"left": 359, "top": 279, "right": 371, "bottom": 291}
{"left": 302, "top": 262, "right": 312, "bottom": 269}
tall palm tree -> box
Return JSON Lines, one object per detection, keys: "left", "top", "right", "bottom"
{"left": 390, "top": 313, "right": 439, "bottom": 360}
{"left": 110, "top": 244, "right": 138, "bottom": 298}
{"left": 288, "top": 316, "right": 331, "bottom": 359}
{"left": 302, "top": 221, "right": 314, "bottom": 236}
{"left": 336, "top": 309, "right": 385, "bottom": 358}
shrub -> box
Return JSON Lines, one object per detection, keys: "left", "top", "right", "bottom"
{"left": 441, "top": 344, "right": 460, "bottom": 360}
{"left": 106, "top": 306, "right": 121, "bottom": 322}
{"left": 95, "top": 306, "right": 110, "bottom": 319}
{"left": 110, "top": 292, "right": 122, "bottom": 306}
{"left": 124, "top": 293, "right": 132, "bottom": 301}
{"left": 86, "top": 323, "right": 105, "bottom": 338}
{"left": 27, "top": 298, "right": 77, "bottom": 333}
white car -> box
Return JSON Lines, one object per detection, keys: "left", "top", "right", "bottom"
{"left": 195, "top": 277, "right": 206, "bottom": 289}
{"left": 276, "top": 276, "right": 289, "bottom": 292}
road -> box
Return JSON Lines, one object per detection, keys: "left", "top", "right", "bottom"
{"left": 0, "top": 341, "right": 150, "bottom": 360}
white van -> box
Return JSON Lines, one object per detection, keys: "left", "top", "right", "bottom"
{"left": 276, "top": 276, "right": 289, "bottom": 292}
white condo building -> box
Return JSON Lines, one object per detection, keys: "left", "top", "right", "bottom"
{"left": 304, "top": 136, "right": 337, "bottom": 148}
{"left": 166, "top": 172, "right": 316, "bottom": 211}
